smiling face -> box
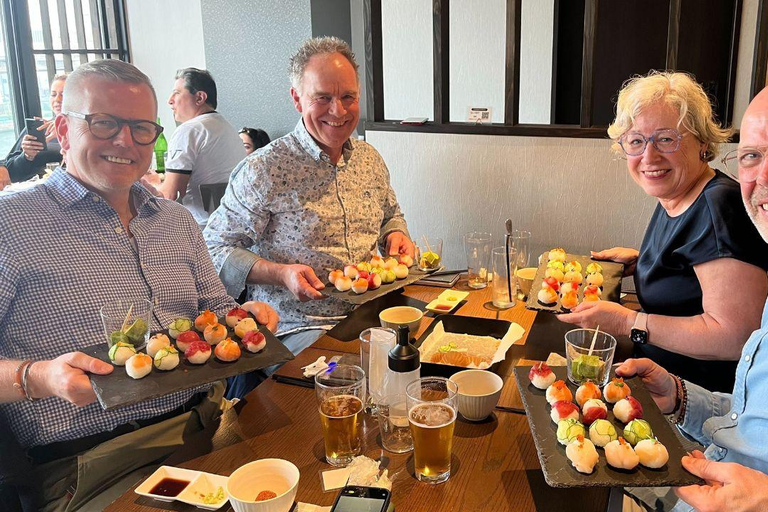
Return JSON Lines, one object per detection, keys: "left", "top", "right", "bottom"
{"left": 56, "top": 77, "right": 156, "bottom": 200}
{"left": 290, "top": 52, "right": 359, "bottom": 161}
{"left": 740, "top": 90, "right": 768, "bottom": 242}
{"left": 50, "top": 79, "right": 65, "bottom": 116}
{"left": 623, "top": 102, "right": 708, "bottom": 203}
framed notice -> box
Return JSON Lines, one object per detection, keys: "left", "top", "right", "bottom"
{"left": 467, "top": 107, "right": 492, "bottom": 124}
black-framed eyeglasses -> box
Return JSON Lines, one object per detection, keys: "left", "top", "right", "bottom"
{"left": 721, "top": 147, "right": 767, "bottom": 183}
{"left": 618, "top": 129, "right": 685, "bottom": 156}
{"left": 64, "top": 111, "right": 164, "bottom": 145}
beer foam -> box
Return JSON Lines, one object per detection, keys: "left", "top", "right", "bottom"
{"left": 409, "top": 403, "right": 456, "bottom": 428}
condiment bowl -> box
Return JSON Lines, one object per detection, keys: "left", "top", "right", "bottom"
{"left": 227, "top": 458, "right": 300, "bottom": 512}
{"left": 515, "top": 267, "right": 537, "bottom": 298}
{"left": 379, "top": 306, "right": 423, "bottom": 338}
{"left": 449, "top": 369, "right": 503, "bottom": 421}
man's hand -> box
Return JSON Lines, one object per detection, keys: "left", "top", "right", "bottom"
{"left": 29, "top": 353, "right": 113, "bottom": 407}
{"left": 242, "top": 300, "right": 279, "bottom": 332}
{"left": 280, "top": 264, "right": 326, "bottom": 302}
{"left": 590, "top": 247, "right": 639, "bottom": 276}
{"left": 385, "top": 231, "right": 415, "bottom": 258}
{"left": 615, "top": 358, "right": 678, "bottom": 413}
{"left": 0, "top": 165, "right": 10, "bottom": 191}
{"left": 557, "top": 301, "right": 636, "bottom": 336}
{"left": 675, "top": 450, "right": 768, "bottom": 512}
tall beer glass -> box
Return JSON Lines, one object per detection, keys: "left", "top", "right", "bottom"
{"left": 406, "top": 377, "right": 458, "bottom": 483}
{"left": 315, "top": 364, "right": 366, "bottom": 466}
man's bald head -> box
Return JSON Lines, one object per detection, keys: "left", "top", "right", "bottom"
{"left": 739, "top": 86, "right": 768, "bottom": 242}
{"left": 62, "top": 60, "right": 157, "bottom": 113}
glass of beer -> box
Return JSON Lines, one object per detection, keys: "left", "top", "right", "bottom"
{"left": 406, "top": 377, "right": 458, "bottom": 484}
{"left": 315, "top": 364, "right": 366, "bottom": 466}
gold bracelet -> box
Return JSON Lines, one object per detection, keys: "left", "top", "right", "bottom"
{"left": 21, "top": 361, "right": 38, "bottom": 402}
{"left": 12, "top": 360, "right": 31, "bottom": 399}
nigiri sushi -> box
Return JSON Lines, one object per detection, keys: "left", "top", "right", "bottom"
{"left": 185, "top": 340, "right": 212, "bottom": 364}
{"left": 215, "top": 337, "right": 241, "bottom": 362}
{"left": 109, "top": 341, "right": 136, "bottom": 366}
{"left": 234, "top": 318, "right": 259, "bottom": 339}
{"left": 565, "top": 435, "right": 599, "bottom": 474}
{"left": 604, "top": 437, "right": 640, "bottom": 470}
{"left": 335, "top": 276, "right": 352, "bottom": 292}
{"left": 588, "top": 419, "right": 618, "bottom": 447}
{"left": 603, "top": 377, "right": 631, "bottom": 403}
{"left": 548, "top": 248, "right": 566, "bottom": 263}
{"left": 564, "top": 261, "right": 582, "bottom": 274}
{"left": 585, "top": 262, "right": 602, "bottom": 274}
{"left": 328, "top": 269, "right": 344, "bottom": 286}
{"left": 551, "top": 401, "right": 580, "bottom": 424}
{"left": 125, "top": 353, "right": 152, "bottom": 379}
{"left": 343, "top": 265, "right": 359, "bottom": 279}
{"left": 175, "top": 330, "right": 202, "bottom": 353}
{"left": 394, "top": 264, "right": 409, "bottom": 279}
{"left": 225, "top": 307, "right": 248, "bottom": 328}
{"left": 585, "top": 272, "right": 604, "bottom": 287}
{"left": 634, "top": 438, "right": 669, "bottom": 468}
{"left": 561, "top": 291, "right": 579, "bottom": 310}
{"left": 194, "top": 310, "right": 217, "bottom": 332}
{"left": 557, "top": 418, "right": 586, "bottom": 446}
{"left": 351, "top": 278, "right": 369, "bottom": 294}
{"left": 546, "top": 380, "right": 573, "bottom": 405}
{"left": 168, "top": 318, "right": 192, "bottom": 339}
{"left": 153, "top": 346, "right": 180, "bottom": 371}
{"left": 563, "top": 271, "right": 583, "bottom": 285}
{"left": 146, "top": 333, "right": 171, "bottom": 358}
{"left": 538, "top": 287, "right": 558, "bottom": 306}
{"left": 242, "top": 330, "right": 267, "bottom": 353}
{"left": 623, "top": 419, "right": 654, "bottom": 446}
{"left": 575, "top": 381, "right": 602, "bottom": 407}
{"left": 529, "top": 362, "right": 556, "bottom": 389}
{"left": 613, "top": 396, "right": 643, "bottom": 423}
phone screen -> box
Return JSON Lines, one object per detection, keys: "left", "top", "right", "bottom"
{"left": 332, "top": 495, "right": 388, "bottom": 512}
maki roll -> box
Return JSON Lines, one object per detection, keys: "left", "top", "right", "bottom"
{"left": 234, "top": 318, "right": 259, "bottom": 339}
{"left": 175, "top": 330, "right": 202, "bottom": 353}
{"left": 588, "top": 419, "right": 618, "bottom": 447}
{"left": 154, "top": 346, "right": 180, "bottom": 371}
{"left": 546, "top": 380, "right": 573, "bottom": 405}
{"left": 109, "top": 341, "right": 136, "bottom": 366}
{"left": 528, "top": 362, "right": 556, "bottom": 389}
{"left": 603, "top": 377, "right": 631, "bottom": 403}
{"left": 125, "top": 353, "right": 152, "bottom": 379}
{"left": 575, "top": 381, "right": 602, "bottom": 407}
{"left": 194, "top": 310, "right": 217, "bottom": 332}
{"left": 623, "top": 419, "right": 654, "bottom": 446}
{"left": 185, "top": 340, "right": 212, "bottom": 364}
{"left": 225, "top": 307, "right": 248, "bottom": 328}
{"left": 613, "top": 396, "right": 643, "bottom": 423}
{"left": 215, "top": 338, "right": 242, "bottom": 362}
{"left": 565, "top": 435, "right": 599, "bottom": 474}
{"left": 581, "top": 399, "right": 608, "bottom": 425}
{"left": 557, "top": 418, "right": 586, "bottom": 445}
{"left": 635, "top": 439, "right": 669, "bottom": 468}
{"left": 585, "top": 272, "right": 604, "bottom": 287}
{"left": 204, "top": 323, "right": 228, "bottom": 345}
{"left": 168, "top": 318, "right": 192, "bottom": 339}
{"left": 604, "top": 437, "right": 640, "bottom": 470}
{"left": 551, "top": 401, "right": 580, "bottom": 424}
{"left": 147, "top": 334, "right": 171, "bottom": 358}
{"left": 242, "top": 330, "right": 267, "bottom": 353}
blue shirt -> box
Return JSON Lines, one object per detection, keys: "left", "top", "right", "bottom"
{"left": 0, "top": 169, "right": 236, "bottom": 448}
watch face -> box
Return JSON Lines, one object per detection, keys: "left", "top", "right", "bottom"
{"left": 631, "top": 329, "right": 648, "bottom": 345}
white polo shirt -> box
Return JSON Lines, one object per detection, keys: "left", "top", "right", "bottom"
{"left": 166, "top": 111, "right": 244, "bottom": 225}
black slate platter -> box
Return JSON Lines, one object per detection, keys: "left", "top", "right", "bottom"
{"left": 322, "top": 267, "right": 432, "bottom": 305}
{"left": 513, "top": 366, "right": 703, "bottom": 488}
{"left": 326, "top": 290, "right": 428, "bottom": 341}
{"left": 413, "top": 315, "right": 514, "bottom": 378}
{"left": 87, "top": 323, "right": 293, "bottom": 411}
{"left": 526, "top": 252, "right": 624, "bottom": 313}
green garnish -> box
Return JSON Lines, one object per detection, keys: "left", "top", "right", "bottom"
{"left": 202, "top": 486, "right": 225, "bottom": 504}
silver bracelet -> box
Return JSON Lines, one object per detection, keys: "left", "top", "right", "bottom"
{"left": 21, "top": 361, "right": 39, "bottom": 402}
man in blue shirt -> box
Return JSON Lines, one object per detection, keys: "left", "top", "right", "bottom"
{"left": 619, "top": 87, "right": 768, "bottom": 511}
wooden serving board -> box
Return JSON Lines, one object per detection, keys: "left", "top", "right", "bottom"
{"left": 321, "top": 268, "right": 432, "bottom": 305}
{"left": 513, "top": 366, "right": 703, "bottom": 488}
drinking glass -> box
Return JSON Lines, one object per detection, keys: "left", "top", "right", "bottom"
{"left": 359, "top": 327, "right": 396, "bottom": 408}
{"left": 509, "top": 229, "right": 531, "bottom": 268}
{"left": 100, "top": 298, "right": 153, "bottom": 349}
{"left": 315, "top": 364, "right": 366, "bottom": 466}
{"left": 565, "top": 328, "right": 617, "bottom": 387}
{"left": 377, "top": 393, "right": 413, "bottom": 453}
{"left": 406, "top": 377, "right": 458, "bottom": 484}
{"left": 491, "top": 246, "right": 517, "bottom": 309}
{"left": 464, "top": 232, "right": 492, "bottom": 289}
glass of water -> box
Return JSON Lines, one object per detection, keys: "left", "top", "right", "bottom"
{"left": 491, "top": 246, "right": 517, "bottom": 309}
{"left": 464, "top": 232, "right": 493, "bottom": 289}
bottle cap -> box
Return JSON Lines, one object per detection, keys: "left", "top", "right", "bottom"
{"left": 388, "top": 325, "right": 420, "bottom": 372}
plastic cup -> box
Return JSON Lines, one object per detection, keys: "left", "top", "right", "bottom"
{"left": 564, "top": 328, "right": 617, "bottom": 387}
{"left": 359, "top": 327, "right": 396, "bottom": 407}
{"left": 377, "top": 394, "right": 413, "bottom": 453}
{"left": 100, "top": 298, "right": 153, "bottom": 349}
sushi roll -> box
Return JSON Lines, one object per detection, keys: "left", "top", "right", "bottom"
{"left": 343, "top": 265, "right": 359, "bottom": 279}
{"left": 585, "top": 262, "right": 603, "bottom": 274}
{"left": 588, "top": 419, "right": 618, "bottom": 447}
{"left": 394, "top": 264, "right": 409, "bottom": 279}
{"left": 528, "top": 362, "right": 556, "bottom": 389}
{"left": 604, "top": 437, "right": 640, "bottom": 470}
{"left": 225, "top": 307, "right": 248, "bottom": 328}
{"left": 538, "top": 287, "right": 558, "bottom": 306}
{"left": 109, "top": 341, "right": 136, "bottom": 366}
{"left": 585, "top": 272, "right": 604, "bottom": 287}
{"left": 234, "top": 318, "right": 259, "bottom": 339}
{"left": 635, "top": 439, "right": 669, "bottom": 468}
{"left": 175, "top": 330, "right": 202, "bottom": 353}
{"left": 563, "top": 271, "right": 583, "bottom": 285}
{"left": 204, "top": 323, "right": 228, "bottom": 345}
{"left": 356, "top": 261, "right": 372, "bottom": 273}
{"left": 335, "top": 276, "right": 352, "bottom": 292}
{"left": 168, "top": 318, "right": 192, "bottom": 340}
{"left": 154, "top": 346, "right": 180, "bottom": 371}
{"left": 613, "top": 396, "right": 643, "bottom": 423}
{"left": 399, "top": 254, "right": 414, "bottom": 267}
{"left": 125, "top": 353, "right": 152, "bottom": 379}
{"left": 582, "top": 399, "right": 608, "bottom": 425}
{"left": 551, "top": 401, "right": 580, "bottom": 424}
{"left": 561, "top": 291, "right": 579, "bottom": 311}
{"left": 194, "top": 310, "right": 217, "bottom": 332}
{"left": 564, "top": 261, "right": 582, "bottom": 274}
{"left": 548, "top": 248, "right": 566, "bottom": 263}
{"left": 366, "top": 272, "right": 382, "bottom": 290}
{"left": 242, "top": 330, "right": 267, "bottom": 353}
{"left": 185, "top": 340, "right": 212, "bottom": 364}
{"left": 623, "top": 419, "right": 654, "bottom": 446}
{"left": 603, "top": 377, "right": 631, "bottom": 403}
{"left": 146, "top": 333, "right": 171, "bottom": 358}
{"left": 565, "top": 435, "right": 599, "bottom": 474}
{"left": 328, "top": 269, "right": 344, "bottom": 286}
{"left": 351, "top": 278, "right": 369, "bottom": 294}
{"left": 545, "top": 267, "right": 565, "bottom": 282}
{"left": 215, "top": 338, "right": 242, "bottom": 362}
{"left": 546, "top": 380, "right": 573, "bottom": 405}
{"left": 575, "top": 381, "right": 602, "bottom": 407}
{"left": 369, "top": 255, "right": 385, "bottom": 268}
{"left": 557, "top": 418, "right": 586, "bottom": 446}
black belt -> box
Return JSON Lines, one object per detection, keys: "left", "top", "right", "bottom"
{"left": 27, "top": 393, "right": 204, "bottom": 465}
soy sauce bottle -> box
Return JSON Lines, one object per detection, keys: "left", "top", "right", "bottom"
{"left": 385, "top": 325, "right": 421, "bottom": 398}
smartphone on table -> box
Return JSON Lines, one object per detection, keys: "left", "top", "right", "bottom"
{"left": 24, "top": 118, "right": 47, "bottom": 150}
{"left": 330, "top": 486, "right": 391, "bottom": 512}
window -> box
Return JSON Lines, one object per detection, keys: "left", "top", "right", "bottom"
{"left": 0, "top": 0, "right": 129, "bottom": 158}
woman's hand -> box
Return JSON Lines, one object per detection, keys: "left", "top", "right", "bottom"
{"left": 614, "top": 358, "right": 678, "bottom": 413}
{"left": 42, "top": 119, "right": 57, "bottom": 142}
{"left": 557, "top": 301, "right": 636, "bottom": 337}
{"left": 590, "top": 247, "right": 639, "bottom": 276}
{"left": 20, "top": 134, "right": 45, "bottom": 161}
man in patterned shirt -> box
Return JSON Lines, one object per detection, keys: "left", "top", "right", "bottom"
{"left": 0, "top": 60, "right": 277, "bottom": 511}
{"left": 204, "top": 37, "right": 414, "bottom": 368}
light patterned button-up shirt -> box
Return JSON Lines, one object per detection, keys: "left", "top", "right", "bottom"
{"left": 0, "top": 169, "right": 236, "bottom": 448}
{"left": 204, "top": 121, "right": 409, "bottom": 332}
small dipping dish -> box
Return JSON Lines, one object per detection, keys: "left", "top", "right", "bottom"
{"left": 227, "top": 458, "right": 300, "bottom": 512}
{"left": 449, "top": 369, "right": 503, "bottom": 421}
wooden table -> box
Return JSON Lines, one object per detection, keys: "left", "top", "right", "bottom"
{"left": 106, "top": 280, "right": 613, "bottom": 511}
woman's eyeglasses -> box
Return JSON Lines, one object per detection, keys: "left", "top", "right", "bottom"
{"left": 619, "top": 129, "right": 684, "bottom": 156}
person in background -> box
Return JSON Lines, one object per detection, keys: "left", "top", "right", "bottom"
{"left": 4, "top": 74, "right": 67, "bottom": 183}
{"left": 559, "top": 72, "right": 768, "bottom": 392}
{"left": 239, "top": 127, "right": 271, "bottom": 155}
{"left": 157, "top": 68, "right": 244, "bottom": 226}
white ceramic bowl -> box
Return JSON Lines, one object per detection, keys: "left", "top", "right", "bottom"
{"left": 227, "top": 459, "right": 300, "bottom": 512}
{"left": 449, "top": 370, "right": 503, "bottom": 421}
{"left": 379, "top": 306, "right": 423, "bottom": 337}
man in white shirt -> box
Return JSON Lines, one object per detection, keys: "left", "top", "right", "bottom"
{"left": 158, "top": 68, "right": 244, "bottom": 226}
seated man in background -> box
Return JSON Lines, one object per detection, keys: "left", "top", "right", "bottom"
{"left": 158, "top": 67, "right": 244, "bottom": 226}
{"left": 619, "top": 86, "right": 768, "bottom": 512}
{"left": 204, "top": 37, "right": 413, "bottom": 396}
{"left": 0, "top": 59, "right": 277, "bottom": 511}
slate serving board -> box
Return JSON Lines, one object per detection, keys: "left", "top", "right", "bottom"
{"left": 513, "top": 366, "right": 703, "bottom": 488}
{"left": 526, "top": 252, "right": 624, "bottom": 313}
{"left": 322, "top": 267, "right": 433, "bottom": 305}
{"left": 326, "top": 291, "right": 428, "bottom": 342}
{"left": 88, "top": 323, "right": 293, "bottom": 411}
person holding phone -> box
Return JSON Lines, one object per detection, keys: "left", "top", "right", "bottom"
{"left": 3, "top": 74, "right": 67, "bottom": 183}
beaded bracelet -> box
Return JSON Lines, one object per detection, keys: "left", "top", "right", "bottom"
{"left": 669, "top": 374, "right": 688, "bottom": 425}
{"left": 20, "top": 361, "right": 38, "bottom": 402}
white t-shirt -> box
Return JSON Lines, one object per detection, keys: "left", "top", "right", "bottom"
{"left": 166, "top": 111, "right": 244, "bottom": 225}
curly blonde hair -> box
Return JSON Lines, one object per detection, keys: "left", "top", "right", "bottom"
{"left": 607, "top": 71, "right": 732, "bottom": 161}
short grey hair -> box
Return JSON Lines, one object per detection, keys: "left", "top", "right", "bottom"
{"left": 62, "top": 59, "right": 157, "bottom": 111}
{"left": 288, "top": 36, "right": 359, "bottom": 92}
